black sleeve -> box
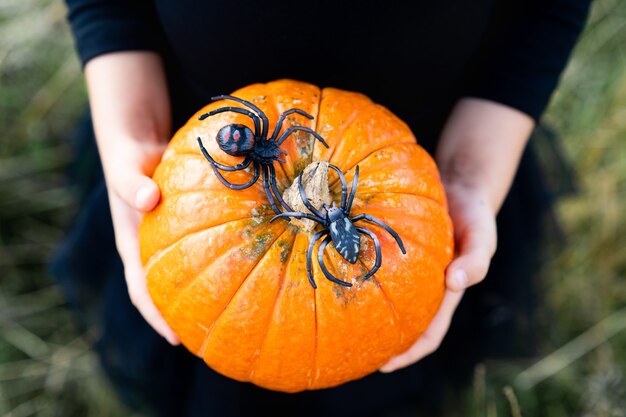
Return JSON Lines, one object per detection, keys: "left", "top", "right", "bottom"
{"left": 466, "top": 0, "right": 592, "bottom": 121}
{"left": 65, "top": 0, "right": 164, "bottom": 66}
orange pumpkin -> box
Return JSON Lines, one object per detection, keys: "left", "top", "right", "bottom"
{"left": 139, "top": 79, "right": 454, "bottom": 392}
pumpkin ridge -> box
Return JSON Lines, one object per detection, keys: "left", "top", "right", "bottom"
{"left": 154, "top": 188, "right": 271, "bottom": 213}
{"left": 169, "top": 151, "right": 266, "bottom": 187}
{"left": 327, "top": 105, "right": 415, "bottom": 169}
{"left": 352, "top": 212, "right": 451, "bottom": 270}
{"left": 311, "top": 260, "right": 319, "bottom": 389}
{"left": 350, "top": 191, "right": 446, "bottom": 207}
{"left": 320, "top": 108, "right": 360, "bottom": 165}
{"left": 376, "top": 263, "right": 446, "bottom": 355}
{"left": 199, "top": 227, "right": 297, "bottom": 362}
{"left": 327, "top": 141, "right": 421, "bottom": 190}
{"left": 156, "top": 153, "right": 267, "bottom": 202}
{"left": 248, "top": 226, "right": 300, "bottom": 383}
{"left": 359, "top": 261, "right": 404, "bottom": 346}
{"left": 350, "top": 199, "right": 453, "bottom": 267}
{"left": 401, "top": 235, "right": 448, "bottom": 269}
{"left": 147, "top": 219, "right": 271, "bottom": 315}
{"left": 162, "top": 221, "right": 287, "bottom": 323}
{"left": 144, "top": 216, "right": 268, "bottom": 272}
{"left": 312, "top": 249, "right": 355, "bottom": 388}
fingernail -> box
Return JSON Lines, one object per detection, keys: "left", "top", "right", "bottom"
{"left": 166, "top": 333, "right": 180, "bottom": 345}
{"left": 453, "top": 269, "right": 468, "bottom": 289}
{"left": 379, "top": 360, "right": 398, "bottom": 373}
{"left": 135, "top": 186, "right": 153, "bottom": 208}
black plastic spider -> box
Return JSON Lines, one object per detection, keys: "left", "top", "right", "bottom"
{"left": 270, "top": 164, "right": 407, "bottom": 288}
{"left": 196, "top": 94, "right": 329, "bottom": 214}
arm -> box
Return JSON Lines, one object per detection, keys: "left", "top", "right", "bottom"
{"left": 85, "top": 51, "right": 178, "bottom": 345}
{"left": 380, "top": 0, "right": 591, "bottom": 373}
{"left": 381, "top": 98, "right": 533, "bottom": 372}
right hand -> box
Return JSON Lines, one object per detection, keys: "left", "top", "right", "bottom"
{"left": 105, "top": 137, "right": 180, "bottom": 345}
{"left": 85, "top": 52, "right": 179, "bottom": 345}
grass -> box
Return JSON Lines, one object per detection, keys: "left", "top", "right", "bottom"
{"left": 0, "top": 0, "right": 625, "bottom": 416}
{"left": 458, "top": 1, "right": 626, "bottom": 414}
{"left": 0, "top": 1, "right": 132, "bottom": 416}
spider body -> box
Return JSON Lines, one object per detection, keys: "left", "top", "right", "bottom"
{"left": 270, "top": 164, "right": 407, "bottom": 289}
{"left": 327, "top": 206, "right": 361, "bottom": 264}
{"left": 197, "top": 94, "right": 329, "bottom": 214}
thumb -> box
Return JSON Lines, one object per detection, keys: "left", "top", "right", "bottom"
{"left": 446, "top": 218, "right": 497, "bottom": 292}
{"left": 109, "top": 167, "right": 161, "bottom": 212}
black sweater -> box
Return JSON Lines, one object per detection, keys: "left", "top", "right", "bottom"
{"left": 59, "top": 2, "right": 591, "bottom": 415}
{"left": 66, "top": 0, "right": 591, "bottom": 150}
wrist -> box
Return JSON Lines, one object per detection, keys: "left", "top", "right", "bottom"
{"left": 86, "top": 51, "right": 171, "bottom": 160}
{"left": 436, "top": 97, "right": 534, "bottom": 213}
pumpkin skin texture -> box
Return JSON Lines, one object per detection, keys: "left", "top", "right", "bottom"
{"left": 139, "top": 80, "right": 454, "bottom": 393}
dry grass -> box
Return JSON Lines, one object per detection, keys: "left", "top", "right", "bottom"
{"left": 460, "top": 1, "right": 626, "bottom": 414}
{"left": 0, "top": 1, "right": 133, "bottom": 416}
{"left": 0, "top": 0, "right": 625, "bottom": 416}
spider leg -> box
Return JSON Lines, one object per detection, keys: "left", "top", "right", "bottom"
{"left": 268, "top": 164, "right": 293, "bottom": 212}
{"left": 306, "top": 230, "right": 327, "bottom": 289}
{"left": 199, "top": 106, "right": 261, "bottom": 138}
{"left": 275, "top": 126, "right": 329, "bottom": 148}
{"left": 345, "top": 165, "right": 360, "bottom": 214}
{"left": 328, "top": 164, "right": 348, "bottom": 210}
{"left": 269, "top": 212, "right": 325, "bottom": 224}
{"left": 211, "top": 95, "right": 269, "bottom": 139}
{"left": 298, "top": 174, "right": 327, "bottom": 220}
{"left": 197, "top": 138, "right": 253, "bottom": 171}
{"left": 355, "top": 227, "right": 382, "bottom": 281}
{"left": 318, "top": 236, "right": 353, "bottom": 287}
{"left": 211, "top": 161, "right": 261, "bottom": 190}
{"left": 351, "top": 213, "right": 406, "bottom": 254}
{"left": 269, "top": 108, "right": 315, "bottom": 142}
{"left": 261, "top": 165, "right": 281, "bottom": 214}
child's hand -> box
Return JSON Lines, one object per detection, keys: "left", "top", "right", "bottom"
{"left": 85, "top": 51, "right": 179, "bottom": 345}
{"left": 380, "top": 98, "right": 534, "bottom": 372}
{"left": 379, "top": 182, "right": 495, "bottom": 372}
{"left": 105, "top": 138, "right": 179, "bottom": 345}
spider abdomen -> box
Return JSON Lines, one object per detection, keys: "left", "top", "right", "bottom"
{"left": 216, "top": 124, "right": 255, "bottom": 156}
{"left": 330, "top": 217, "right": 361, "bottom": 264}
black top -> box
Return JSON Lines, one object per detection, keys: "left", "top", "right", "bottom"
{"left": 66, "top": 0, "right": 591, "bottom": 148}
{"left": 58, "top": 1, "right": 591, "bottom": 416}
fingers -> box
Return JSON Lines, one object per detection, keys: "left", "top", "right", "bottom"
{"left": 446, "top": 215, "right": 497, "bottom": 292}
{"left": 108, "top": 165, "right": 161, "bottom": 212}
{"left": 443, "top": 184, "right": 498, "bottom": 292}
{"left": 125, "top": 259, "right": 180, "bottom": 346}
{"left": 99, "top": 137, "right": 166, "bottom": 212}
{"left": 379, "top": 290, "right": 464, "bottom": 373}
{"left": 109, "top": 188, "right": 179, "bottom": 346}
{"left": 100, "top": 138, "right": 175, "bottom": 344}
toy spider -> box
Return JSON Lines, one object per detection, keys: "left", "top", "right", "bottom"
{"left": 270, "top": 164, "right": 407, "bottom": 288}
{"left": 197, "top": 94, "right": 329, "bottom": 214}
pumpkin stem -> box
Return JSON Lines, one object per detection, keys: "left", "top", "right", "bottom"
{"left": 282, "top": 160, "right": 332, "bottom": 232}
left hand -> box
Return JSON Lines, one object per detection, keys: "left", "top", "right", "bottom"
{"left": 379, "top": 179, "right": 496, "bottom": 372}
{"left": 380, "top": 97, "right": 534, "bottom": 373}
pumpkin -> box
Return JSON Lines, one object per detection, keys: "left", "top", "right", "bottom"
{"left": 139, "top": 79, "right": 454, "bottom": 392}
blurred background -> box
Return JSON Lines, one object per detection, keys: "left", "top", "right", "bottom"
{"left": 0, "top": 0, "right": 625, "bottom": 416}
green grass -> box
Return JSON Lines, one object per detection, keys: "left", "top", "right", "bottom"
{"left": 1, "top": 0, "right": 625, "bottom": 416}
